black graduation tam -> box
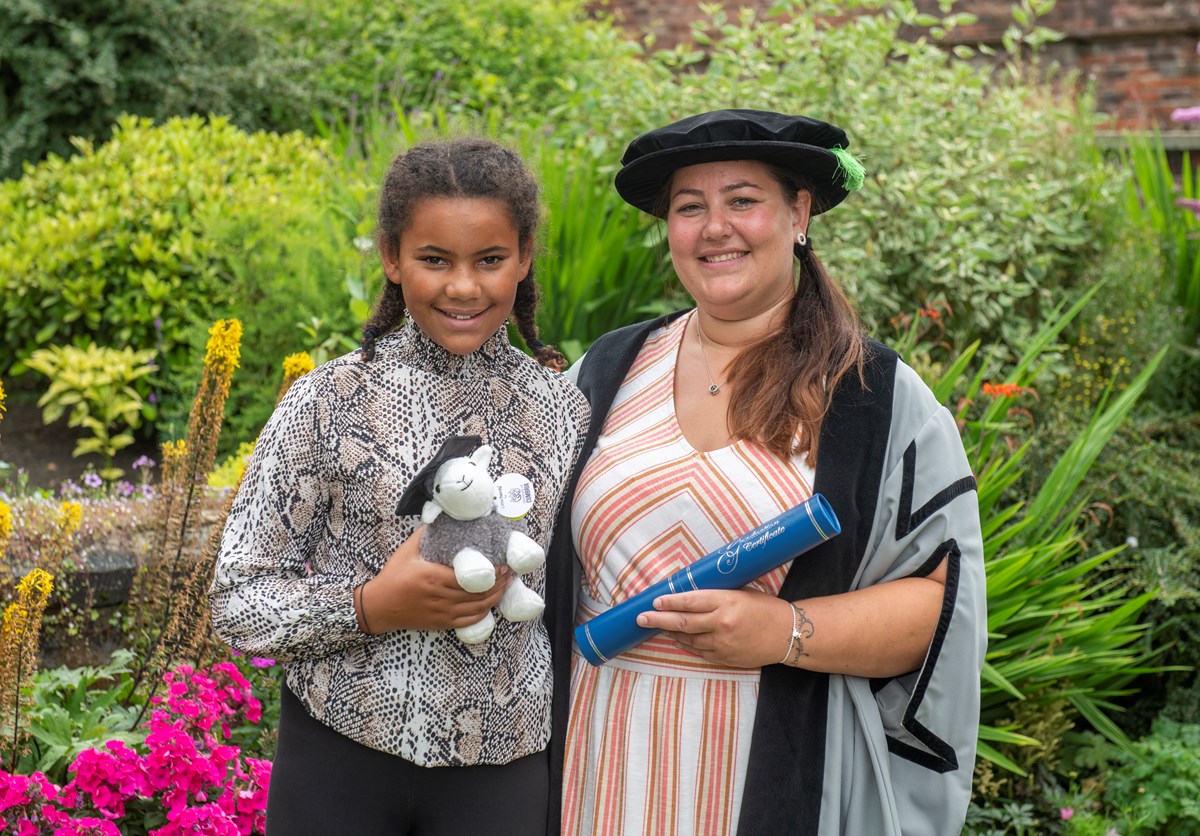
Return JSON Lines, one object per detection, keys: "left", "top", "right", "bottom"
{"left": 614, "top": 109, "right": 865, "bottom": 217}
{"left": 395, "top": 435, "right": 483, "bottom": 517}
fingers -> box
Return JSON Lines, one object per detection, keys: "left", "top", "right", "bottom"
{"left": 636, "top": 591, "right": 720, "bottom": 633}
{"left": 634, "top": 590, "right": 794, "bottom": 668}
{"left": 365, "top": 532, "right": 514, "bottom": 631}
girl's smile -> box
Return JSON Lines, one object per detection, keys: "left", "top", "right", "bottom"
{"left": 382, "top": 196, "right": 531, "bottom": 355}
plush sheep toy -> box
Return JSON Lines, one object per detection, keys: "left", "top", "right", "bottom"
{"left": 395, "top": 435, "right": 546, "bottom": 644}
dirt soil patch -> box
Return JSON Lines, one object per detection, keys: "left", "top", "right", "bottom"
{"left": 1, "top": 398, "right": 159, "bottom": 492}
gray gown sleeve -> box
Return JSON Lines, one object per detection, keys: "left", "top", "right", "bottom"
{"left": 822, "top": 360, "right": 987, "bottom": 836}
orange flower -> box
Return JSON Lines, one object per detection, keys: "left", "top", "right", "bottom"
{"left": 982, "top": 382, "right": 1026, "bottom": 398}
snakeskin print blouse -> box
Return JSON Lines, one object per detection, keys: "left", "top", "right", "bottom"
{"left": 210, "top": 323, "right": 589, "bottom": 767}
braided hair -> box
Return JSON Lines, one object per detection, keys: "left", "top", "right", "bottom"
{"left": 361, "top": 137, "right": 565, "bottom": 370}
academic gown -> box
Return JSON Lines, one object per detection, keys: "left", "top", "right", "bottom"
{"left": 544, "top": 310, "right": 986, "bottom": 835}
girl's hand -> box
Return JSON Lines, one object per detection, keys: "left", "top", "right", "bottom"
{"left": 359, "top": 527, "right": 511, "bottom": 634}
{"left": 636, "top": 589, "right": 793, "bottom": 668}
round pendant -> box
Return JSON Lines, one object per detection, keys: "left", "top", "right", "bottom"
{"left": 708, "top": 384, "right": 720, "bottom": 395}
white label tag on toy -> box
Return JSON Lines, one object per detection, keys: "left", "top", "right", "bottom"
{"left": 493, "top": 473, "right": 535, "bottom": 520}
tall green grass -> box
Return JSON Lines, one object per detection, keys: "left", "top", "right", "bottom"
{"left": 1123, "top": 133, "right": 1200, "bottom": 337}
{"left": 525, "top": 141, "right": 679, "bottom": 362}
{"left": 902, "top": 289, "right": 1170, "bottom": 774}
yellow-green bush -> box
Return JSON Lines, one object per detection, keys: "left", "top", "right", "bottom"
{"left": 0, "top": 114, "right": 331, "bottom": 384}
{"left": 259, "top": 0, "right": 641, "bottom": 116}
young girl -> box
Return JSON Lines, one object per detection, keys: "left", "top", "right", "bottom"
{"left": 210, "top": 137, "right": 590, "bottom": 836}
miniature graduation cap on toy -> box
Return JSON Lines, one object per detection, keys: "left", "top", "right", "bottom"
{"left": 395, "top": 435, "right": 484, "bottom": 517}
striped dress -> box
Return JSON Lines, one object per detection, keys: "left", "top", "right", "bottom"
{"left": 562, "top": 312, "right": 816, "bottom": 836}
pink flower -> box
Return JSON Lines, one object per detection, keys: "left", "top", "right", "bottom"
{"left": 3, "top": 660, "right": 274, "bottom": 836}
{"left": 250, "top": 658, "right": 275, "bottom": 669}
{"left": 1177, "top": 198, "right": 1200, "bottom": 220}
{"left": 1172, "top": 106, "right": 1200, "bottom": 123}
{"left": 1060, "top": 806, "right": 1074, "bottom": 820}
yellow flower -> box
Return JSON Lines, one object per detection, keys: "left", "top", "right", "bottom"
{"left": 0, "top": 501, "right": 11, "bottom": 557}
{"left": 0, "top": 377, "right": 6, "bottom": 419}
{"left": 57, "top": 501, "right": 83, "bottom": 536}
{"left": 2, "top": 602, "right": 29, "bottom": 637}
{"left": 282, "top": 352, "right": 314, "bottom": 379}
{"left": 15, "top": 568, "right": 53, "bottom": 602}
{"left": 204, "top": 319, "right": 243, "bottom": 372}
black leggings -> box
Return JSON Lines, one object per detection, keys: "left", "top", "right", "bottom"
{"left": 266, "top": 685, "right": 549, "bottom": 836}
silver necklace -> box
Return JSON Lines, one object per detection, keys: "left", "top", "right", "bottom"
{"left": 694, "top": 316, "right": 723, "bottom": 396}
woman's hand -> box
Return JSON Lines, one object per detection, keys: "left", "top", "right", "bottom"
{"left": 358, "top": 527, "right": 511, "bottom": 634}
{"left": 639, "top": 564, "right": 950, "bottom": 676}
{"left": 636, "top": 588, "right": 793, "bottom": 668}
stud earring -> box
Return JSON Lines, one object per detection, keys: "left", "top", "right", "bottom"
{"left": 795, "top": 231, "right": 807, "bottom": 247}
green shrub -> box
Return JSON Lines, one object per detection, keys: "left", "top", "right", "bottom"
{"left": 1120, "top": 134, "right": 1200, "bottom": 409}
{"left": 1102, "top": 719, "right": 1200, "bottom": 834}
{"left": 0, "top": 114, "right": 333, "bottom": 397}
{"left": 556, "top": 0, "right": 1120, "bottom": 359}
{"left": 19, "top": 343, "right": 157, "bottom": 479}
{"left": 0, "top": 0, "right": 323, "bottom": 180}
{"left": 155, "top": 207, "right": 366, "bottom": 453}
{"left": 258, "top": 0, "right": 641, "bottom": 120}
{"left": 1074, "top": 413, "right": 1200, "bottom": 733}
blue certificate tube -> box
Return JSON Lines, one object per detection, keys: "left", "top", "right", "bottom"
{"left": 574, "top": 493, "right": 840, "bottom": 666}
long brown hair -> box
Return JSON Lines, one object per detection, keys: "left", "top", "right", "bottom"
{"left": 681, "top": 164, "right": 866, "bottom": 465}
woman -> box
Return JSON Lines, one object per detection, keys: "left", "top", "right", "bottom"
{"left": 545, "top": 110, "right": 986, "bottom": 835}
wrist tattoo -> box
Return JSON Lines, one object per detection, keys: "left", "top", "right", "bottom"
{"left": 785, "top": 604, "right": 814, "bottom": 666}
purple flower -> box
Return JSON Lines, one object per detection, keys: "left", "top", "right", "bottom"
{"left": 60, "top": 480, "right": 82, "bottom": 497}
{"left": 83, "top": 472, "right": 103, "bottom": 489}
{"left": 1177, "top": 198, "right": 1200, "bottom": 219}
{"left": 1172, "top": 106, "right": 1200, "bottom": 123}
{"left": 132, "top": 455, "right": 156, "bottom": 470}
{"left": 250, "top": 658, "right": 276, "bottom": 668}
{"left": 115, "top": 481, "right": 135, "bottom": 498}
{"left": 433, "top": 70, "right": 444, "bottom": 82}
{"left": 154, "top": 317, "right": 163, "bottom": 331}
{"left": 148, "top": 393, "right": 157, "bottom": 404}
{"left": 140, "top": 485, "right": 157, "bottom": 500}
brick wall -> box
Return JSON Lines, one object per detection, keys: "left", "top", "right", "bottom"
{"left": 593, "top": 0, "right": 1200, "bottom": 130}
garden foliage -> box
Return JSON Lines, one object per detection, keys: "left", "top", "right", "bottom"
{"left": 0, "top": 116, "right": 328, "bottom": 377}
{"left": 0, "top": 660, "right": 270, "bottom": 835}
{"left": 0, "top": 115, "right": 353, "bottom": 452}
{"left": 22, "top": 344, "right": 157, "bottom": 480}
{"left": 552, "top": 0, "right": 1119, "bottom": 359}
{"left": 1, "top": 0, "right": 1196, "bottom": 827}
{"left": 0, "top": 0, "right": 321, "bottom": 181}
{"left": 256, "top": 0, "right": 640, "bottom": 118}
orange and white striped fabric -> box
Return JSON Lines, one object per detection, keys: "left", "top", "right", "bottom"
{"left": 563, "top": 313, "right": 815, "bottom": 836}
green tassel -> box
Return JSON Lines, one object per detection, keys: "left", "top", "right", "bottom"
{"left": 830, "top": 147, "right": 866, "bottom": 192}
